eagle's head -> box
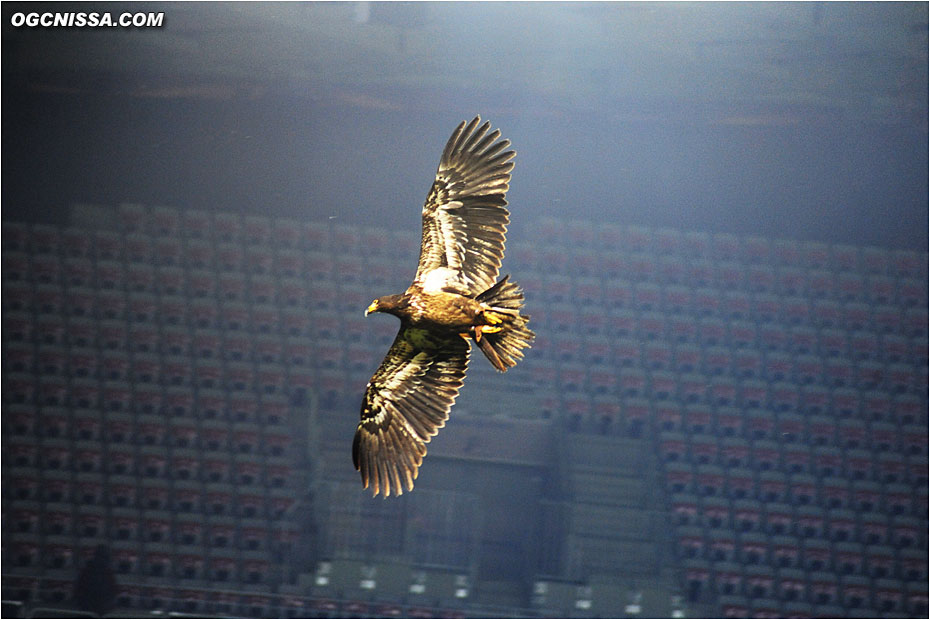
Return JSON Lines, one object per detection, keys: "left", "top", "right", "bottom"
{"left": 365, "top": 294, "right": 405, "bottom": 317}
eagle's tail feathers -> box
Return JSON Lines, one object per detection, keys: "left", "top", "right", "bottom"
{"left": 475, "top": 275, "right": 535, "bottom": 372}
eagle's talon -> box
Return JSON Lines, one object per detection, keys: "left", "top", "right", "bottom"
{"left": 482, "top": 310, "right": 504, "bottom": 325}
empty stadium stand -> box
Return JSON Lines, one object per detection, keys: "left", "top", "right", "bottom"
{"left": 2, "top": 206, "right": 927, "bottom": 618}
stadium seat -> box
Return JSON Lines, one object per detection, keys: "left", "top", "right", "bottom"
{"left": 686, "top": 434, "right": 716, "bottom": 466}
{"left": 703, "top": 347, "right": 731, "bottom": 377}
{"left": 701, "top": 529, "right": 734, "bottom": 563}
{"left": 876, "top": 452, "right": 907, "bottom": 484}
{"left": 679, "top": 404, "right": 712, "bottom": 435}
{"left": 746, "top": 410, "right": 776, "bottom": 441}
{"left": 851, "top": 481, "right": 883, "bottom": 513}
{"left": 745, "top": 439, "right": 777, "bottom": 472}
{"left": 661, "top": 315, "right": 696, "bottom": 346}
{"left": 786, "top": 325, "right": 817, "bottom": 356}
{"left": 720, "top": 438, "right": 749, "bottom": 468}
{"left": 712, "top": 564, "right": 744, "bottom": 599}
{"left": 691, "top": 495, "right": 725, "bottom": 530}
{"left": 650, "top": 371, "right": 677, "bottom": 401}
{"left": 671, "top": 344, "right": 700, "bottom": 375}
{"left": 820, "top": 477, "right": 851, "bottom": 510}
{"left": 245, "top": 244, "right": 275, "bottom": 277}
{"left": 865, "top": 545, "right": 897, "bottom": 579}
{"left": 781, "top": 296, "right": 811, "bottom": 326}
{"left": 771, "top": 538, "right": 802, "bottom": 570}
{"left": 787, "top": 475, "right": 817, "bottom": 508}
{"left": 757, "top": 471, "right": 787, "bottom": 503}
{"left": 726, "top": 468, "right": 754, "bottom": 501}
{"left": 679, "top": 374, "right": 708, "bottom": 405}
{"left": 248, "top": 275, "right": 277, "bottom": 306}
{"left": 732, "top": 500, "right": 762, "bottom": 533}
{"left": 855, "top": 242, "right": 890, "bottom": 273}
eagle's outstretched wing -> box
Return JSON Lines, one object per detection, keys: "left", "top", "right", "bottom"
{"left": 414, "top": 116, "right": 515, "bottom": 296}
{"left": 353, "top": 328, "right": 470, "bottom": 497}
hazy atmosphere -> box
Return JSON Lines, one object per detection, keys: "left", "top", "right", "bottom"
{"left": 3, "top": 2, "right": 928, "bottom": 250}
{"left": 2, "top": 2, "right": 927, "bottom": 619}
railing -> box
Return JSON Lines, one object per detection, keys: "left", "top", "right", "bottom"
{"left": 2, "top": 574, "right": 552, "bottom": 619}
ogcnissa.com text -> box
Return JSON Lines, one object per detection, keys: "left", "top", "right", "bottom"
{"left": 10, "top": 12, "right": 165, "bottom": 28}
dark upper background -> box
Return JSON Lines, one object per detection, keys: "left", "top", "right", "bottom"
{"left": 3, "top": 1, "right": 927, "bottom": 251}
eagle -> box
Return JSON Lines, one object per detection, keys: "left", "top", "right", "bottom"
{"left": 353, "top": 116, "right": 535, "bottom": 497}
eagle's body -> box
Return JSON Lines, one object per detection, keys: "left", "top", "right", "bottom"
{"left": 354, "top": 116, "right": 534, "bottom": 497}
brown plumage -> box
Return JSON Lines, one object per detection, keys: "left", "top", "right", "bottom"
{"left": 353, "top": 116, "right": 535, "bottom": 497}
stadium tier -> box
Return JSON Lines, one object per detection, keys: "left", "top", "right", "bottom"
{"left": 2, "top": 205, "right": 927, "bottom": 618}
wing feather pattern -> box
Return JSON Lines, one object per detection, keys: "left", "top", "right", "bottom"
{"left": 415, "top": 116, "right": 514, "bottom": 295}
{"left": 353, "top": 328, "right": 470, "bottom": 497}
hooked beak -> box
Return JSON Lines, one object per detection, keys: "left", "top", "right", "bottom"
{"left": 365, "top": 301, "right": 378, "bottom": 316}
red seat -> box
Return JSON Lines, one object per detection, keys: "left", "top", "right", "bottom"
{"left": 704, "top": 347, "right": 732, "bottom": 376}
{"left": 265, "top": 432, "right": 291, "bottom": 457}
{"left": 128, "top": 293, "right": 158, "bottom": 324}
{"left": 673, "top": 344, "right": 700, "bottom": 373}
{"left": 682, "top": 405, "right": 712, "bottom": 434}
{"left": 698, "top": 318, "right": 727, "bottom": 347}
{"left": 242, "top": 215, "right": 272, "bottom": 246}
{"left": 661, "top": 285, "right": 692, "bottom": 315}
{"left": 769, "top": 382, "right": 800, "bottom": 412}
{"left": 738, "top": 234, "right": 769, "bottom": 263}
{"left": 34, "top": 286, "right": 64, "bottom": 316}
{"left": 677, "top": 531, "right": 705, "bottom": 559}
{"left": 834, "top": 272, "right": 865, "bottom": 302}
{"left": 589, "top": 369, "right": 616, "bottom": 395}
{"left": 633, "top": 282, "right": 662, "bottom": 312}
{"left": 734, "top": 350, "right": 763, "bottom": 379}
{"left": 757, "top": 471, "right": 787, "bottom": 503}
{"left": 70, "top": 379, "right": 99, "bottom": 409}
{"left": 36, "top": 346, "right": 65, "bottom": 376}
{"left": 746, "top": 266, "right": 776, "bottom": 294}
{"left": 660, "top": 433, "right": 686, "bottom": 462}
{"left": 721, "top": 439, "right": 750, "bottom": 468}
{"left": 215, "top": 242, "right": 245, "bottom": 272}
{"left": 776, "top": 267, "right": 807, "bottom": 297}
{"left": 751, "top": 292, "right": 779, "bottom": 323}
{"left": 689, "top": 435, "right": 718, "bottom": 466}
{"left": 619, "top": 368, "right": 646, "bottom": 398}
{"left": 758, "top": 324, "right": 789, "bottom": 352}
{"left": 24, "top": 223, "right": 56, "bottom": 254}
{"left": 840, "top": 302, "right": 870, "bottom": 332}
{"left": 668, "top": 316, "right": 698, "bottom": 344}
{"left": 707, "top": 530, "right": 737, "bottom": 562}
{"left": 875, "top": 304, "right": 906, "bottom": 335}
{"left": 762, "top": 353, "right": 791, "bottom": 383}
{"left": 709, "top": 378, "right": 738, "bottom": 407}
{"left": 228, "top": 394, "right": 258, "bottom": 422}
{"left": 733, "top": 501, "right": 762, "bottom": 533}
{"left": 811, "top": 297, "right": 841, "bottom": 329}
{"left": 246, "top": 245, "right": 275, "bottom": 276}
{"left": 865, "top": 546, "right": 896, "bottom": 579}
{"left": 714, "top": 261, "right": 745, "bottom": 292}
{"left": 679, "top": 374, "right": 707, "bottom": 404}
{"left": 785, "top": 326, "right": 816, "bottom": 356}
{"left": 684, "top": 258, "right": 714, "bottom": 289}
{"left": 651, "top": 371, "right": 677, "bottom": 401}
{"left": 74, "top": 449, "right": 103, "bottom": 474}
{"left": 725, "top": 470, "right": 753, "bottom": 500}
{"left": 656, "top": 255, "right": 688, "bottom": 285}
{"left": 250, "top": 305, "right": 279, "bottom": 334}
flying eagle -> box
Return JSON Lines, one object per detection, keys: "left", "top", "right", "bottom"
{"left": 353, "top": 116, "right": 535, "bottom": 497}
